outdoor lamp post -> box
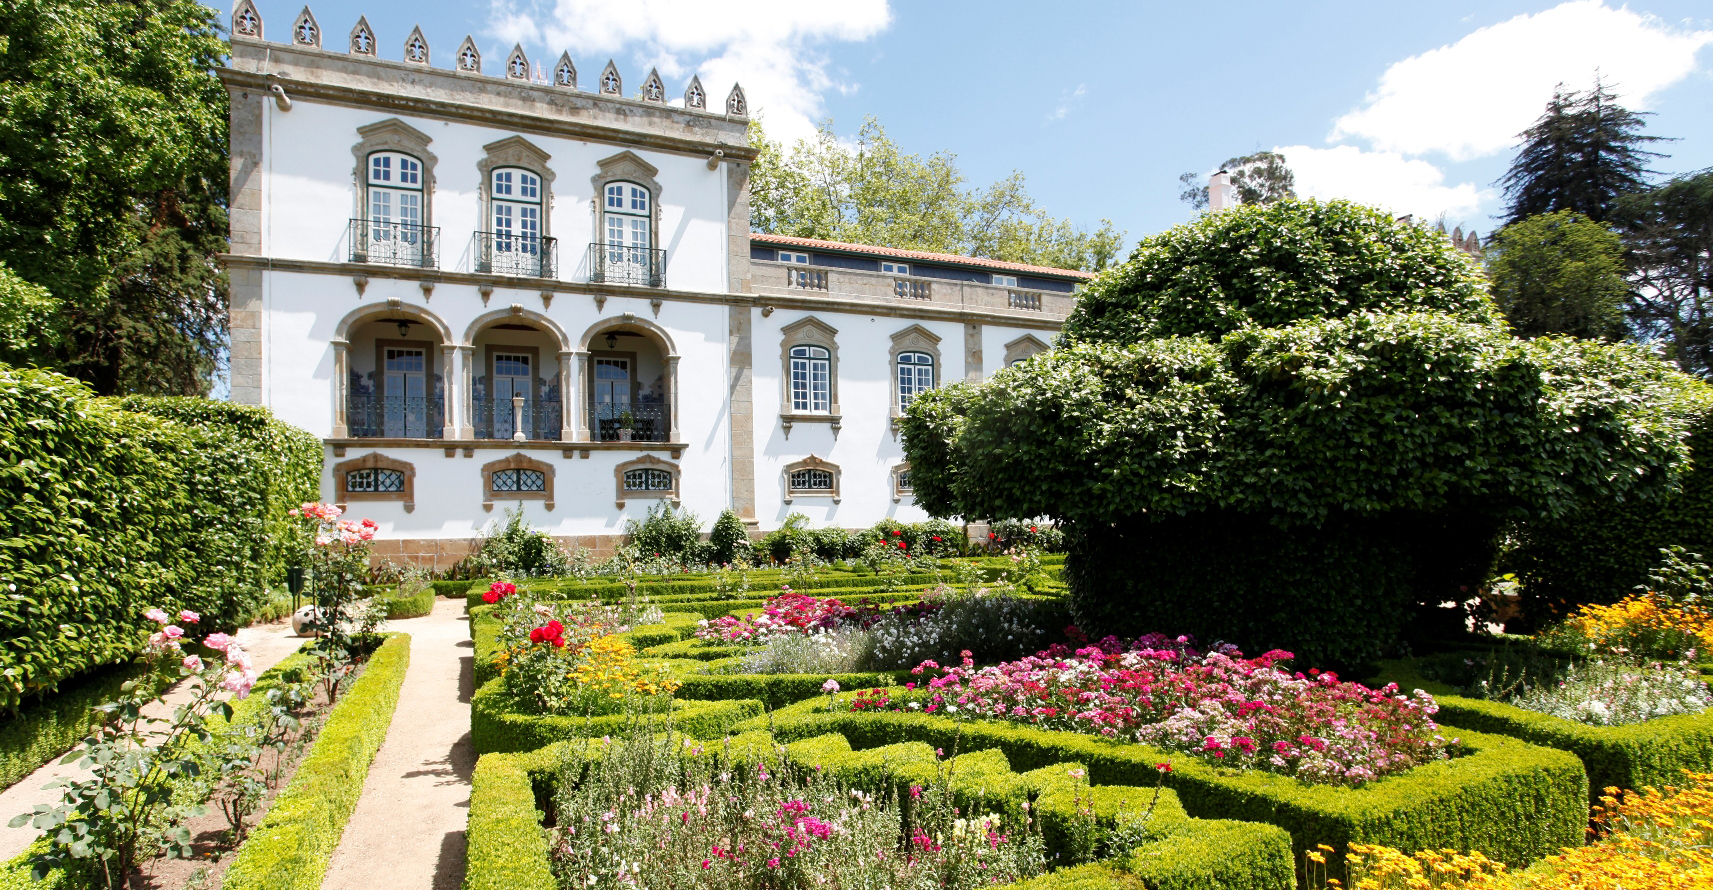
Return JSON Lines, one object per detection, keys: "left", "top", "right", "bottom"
{"left": 286, "top": 565, "right": 305, "bottom": 611}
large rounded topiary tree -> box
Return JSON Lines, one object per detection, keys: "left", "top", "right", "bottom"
{"left": 901, "top": 200, "right": 1707, "bottom": 666}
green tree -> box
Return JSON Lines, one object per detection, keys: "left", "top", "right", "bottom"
{"left": 748, "top": 117, "right": 1124, "bottom": 272}
{"left": 1486, "top": 211, "right": 1628, "bottom": 340}
{"left": 0, "top": 262, "right": 59, "bottom": 365}
{"left": 1177, "top": 151, "right": 1296, "bottom": 210}
{"left": 900, "top": 199, "right": 1705, "bottom": 666}
{"left": 0, "top": 0, "right": 229, "bottom": 394}
{"left": 1616, "top": 168, "right": 1713, "bottom": 377}
{"left": 1497, "top": 79, "right": 1667, "bottom": 226}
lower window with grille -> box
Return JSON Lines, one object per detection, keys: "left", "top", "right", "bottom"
{"left": 492, "top": 468, "right": 546, "bottom": 492}
{"left": 623, "top": 468, "right": 674, "bottom": 491}
{"left": 789, "top": 468, "right": 834, "bottom": 491}
{"left": 346, "top": 468, "right": 406, "bottom": 493}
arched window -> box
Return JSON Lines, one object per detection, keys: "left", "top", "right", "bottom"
{"left": 347, "top": 467, "right": 406, "bottom": 493}
{"left": 491, "top": 167, "right": 542, "bottom": 256}
{"left": 782, "top": 455, "right": 839, "bottom": 503}
{"left": 603, "top": 181, "right": 652, "bottom": 275}
{"left": 366, "top": 151, "right": 425, "bottom": 262}
{"left": 897, "top": 351, "right": 934, "bottom": 411}
{"left": 624, "top": 468, "right": 673, "bottom": 491}
{"left": 789, "top": 344, "right": 830, "bottom": 413}
{"left": 492, "top": 467, "right": 546, "bottom": 492}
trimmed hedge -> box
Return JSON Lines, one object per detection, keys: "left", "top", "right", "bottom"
{"left": 1374, "top": 659, "right": 1713, "bottom": 801}
{"left": 748, "top": 694, "right": 1587, "bottom": 880}
{"left": 465, "top": 729, "right": 1293, "bottom": 890}
{"left": 469, "top": 677, "right": 762, "bottom": 754}
{"left": 380, "top": 585, "right": 436, "bottom": 620}
{"left": 672, "top": 671, "right": 911, "bottom": 711}
{"left": 220, "top": 633, "right": 411, "bottom": 890}
{"left": 0, "top": 661, "right": 149, "bottom": 792}
{"left": 0, "top": 369, "right": 320, "bottom": 709}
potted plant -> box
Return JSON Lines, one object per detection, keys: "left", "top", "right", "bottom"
{"left": 618, "top": 409, "right": 635, "bottom": 441}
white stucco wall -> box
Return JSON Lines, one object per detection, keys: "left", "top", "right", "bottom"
{"left": 259, "top": 99, "right": 729, "bottom": 294}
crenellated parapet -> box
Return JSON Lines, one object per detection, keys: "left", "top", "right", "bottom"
{"left": 230, "top": 1, "right": 747, "bottom": 119}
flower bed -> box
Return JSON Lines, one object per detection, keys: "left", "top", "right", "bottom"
{"left": 1372, "top": 658, "right": 1713, "bottom": 803}
{"left": 747, "top": 695, "right": 1587, "bottom": 881}
{"left": 888, "top": 636, "right": 1452, "bottom": 786}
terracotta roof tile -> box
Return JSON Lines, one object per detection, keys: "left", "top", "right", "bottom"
{"left": 750, "top": 233, "right": 1096, "bottom": 280}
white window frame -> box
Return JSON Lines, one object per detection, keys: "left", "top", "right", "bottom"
{"left": 896, "top": 351, "right": 935, "bottom": 413}
{"left": 789, "top": 345, "right": 831, "bottom": 413}
{"left": 491, "top": 166, "right": 542, "bottom": 252}
{"left": 778, "top": 251, "right": 809, "bottom": 264}
{"left": 882, "top": 261, "right": 910, "bottom": 275}
{"left": 992, "top": 274, "right": 1019, "bottom": 287}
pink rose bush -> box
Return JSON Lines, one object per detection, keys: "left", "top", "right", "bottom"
{"left": 143, "top": 608, "right": 257, "bottom": 699}
{"left": 694, "top": 588, "right": 938, "bottom": 643}
{"left": 866, "top": 635, "right": 1453, "bottom": 786}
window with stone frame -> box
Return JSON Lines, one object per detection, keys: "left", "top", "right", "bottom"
{"left": 892, "top": 463, "right": 914, "bottom": 503}
{"left": 782, "top": 455, "right": 840, "bottom": 504}
{"left": 613, "top": 455, "right": 679, "bottom": 508}
{"left": 779, "top": 317, "right": 840, "bottom": 426}
{"left": 481, "top": 453, "right": 555, "bottom": 511}
{"left": 888, "top": 324, "right": 942, "bottom": 424}
{"left": 334, "top": 453, "right": 416, "bottom": 512}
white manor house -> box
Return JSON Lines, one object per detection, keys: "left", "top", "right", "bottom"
{"left": 221, "top": 3, "right": 1091, "bottom": 565}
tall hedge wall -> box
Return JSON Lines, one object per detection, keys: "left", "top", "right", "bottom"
{"left": 0, "top": 367, "right": 321, "bottom": 709}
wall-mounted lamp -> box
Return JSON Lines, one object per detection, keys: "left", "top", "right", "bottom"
{"left": 604, "top": 332, "right": 618, "bottom": 349}
{"left": 396, "top": 319, "right": 412, "bottom": 338}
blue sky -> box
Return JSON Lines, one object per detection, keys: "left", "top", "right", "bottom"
{"left": 247, "top": 0, "right": 1713, "bottom": 250}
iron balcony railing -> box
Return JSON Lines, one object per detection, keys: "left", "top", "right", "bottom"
{"left": 472, "top": 397, "right": 563, "bottom": 441}
{"left": 474, "top": 232, "right": 557, "bottom": 278}
{"left": 347, "top": 395, "right": 445, "bottom": 439}
{"left": 587, "top": 243, "right": 666, "bottom": 288}
{"left": 591, "top": 402, "right": 669, "bottom": 442}
{"left": 348, "top": 219, "right": 440, "bottom": 269}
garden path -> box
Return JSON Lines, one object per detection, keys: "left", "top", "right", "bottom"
{"left": 320, "top": 598, "right": 474, "bottom": 890}
{"left": 0, "top": 617, "right": 309, "bottom": 862}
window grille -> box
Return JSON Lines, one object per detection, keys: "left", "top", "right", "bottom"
{"left": 492, "top": 468, "right": 546, "bottom": 492}
{"left": 897, "top": 471, "right": 913, "bottom": 491}
{"left": 788, "top": 345, "right": 831, "bottom": 412}
{"left": 346, "top": 468, "right": 405, "bottom": 493}
{"left": 897, "top": 352, "right": 934, "bottom": 411}
{"left": 623, "top": 468, "right": 674, "bottom": 491}
{"left": 789, "top": 469, "right": 834, "bottom": 491}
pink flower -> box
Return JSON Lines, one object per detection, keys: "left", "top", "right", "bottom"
{"left": 220, "top": 670, "right": 257, "bottom": 699}
{"left": 144, "top": 608, "right": 170, "bottom": 625}
{"left": 766, "top": 858, "right": 780, "bottom": 869}
{"left": 821, "top": 679, "right": 840, "bottom": 694}
{"left": 203, "top": 632, "right": 235, "bottom": 652}
{"left": 162, "top": 625, "right": 184, "bottom": 639}
{"left": 178, "top": 610, "right": 200, "bottom": 623}
{"left": 182, "top": 655, "right": 204, "bottom": 672}
{"left": 701, "top": 860, "right": 711, "bottom": 869}
{"left": 225, "top": 646, "right": 254, "bottom": 672}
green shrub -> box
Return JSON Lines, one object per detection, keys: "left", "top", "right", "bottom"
{"left": 902, "top": 200, "right": 1710, "bottom": 666}
{"left": 464, "top": 750, "right": 556, "bottom": 890}
{"left": 748, "top": 694, "right": 1587, "bottom": 881}
{"left": 469, "top": 507, "right": 567, "bottom": 577}
{"left": 1374, "top": 658, "right": 1713, "bottom": 801}
{"left": 0, "top": 368, "right": 320, "bottom": 710}
{"left": 624, "top": 501, "right": 706, "bottom": 561}
{"left": 431, "top": 579, "right": 476, "bottom": 598}
{"left": 706, "top": 509, "right": 750, "bottom": 565}
{"left": 0, "top": 662, "right": 153, "bottom": 792}
{"left": 469, "top": 678, "right": 762, "bottom": 754}
{"left": 220, "top": 633, "right": 411, "bottom": 890}
{"left": 380, "top": 585, "right": 435, "bottom": 620}
{"left": 1123, "top": 820, "right": 1295, "bottom": 890}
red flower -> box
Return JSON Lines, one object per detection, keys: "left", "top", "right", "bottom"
{"left": 1030, "top": 526, "right": 1037, "bottom": 533}
{"left": 897, "top": 541, "right": 908, "bottom": 550}
{"left": 1156, "top": 762, "right": 1172, "bottom": 773}
{"left": 988, "top": 532, "right": 996, "bottom": 540}
{"left": 482, "top": 591, "right": 499, "bottom": 605}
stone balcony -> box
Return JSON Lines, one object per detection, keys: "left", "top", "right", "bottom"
{"left": 748, "top": 260, "right": 1078, "bottom": 320}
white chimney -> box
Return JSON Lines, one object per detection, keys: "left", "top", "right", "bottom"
{"left": 1208, "top": 170, "right": 1232, "bottom": 211}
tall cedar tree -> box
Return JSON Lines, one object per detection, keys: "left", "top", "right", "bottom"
{"left": 0, "top": 0, "right": 229, "bottom": 394}
{"left": 1618, "top": 169, "right": 1713, "bottom": 377}
{"left": 1498, "top": 79, "right": 1667, "bottom": 226}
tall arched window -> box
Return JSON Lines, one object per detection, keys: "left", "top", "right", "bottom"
{"left": 491, "top": 167, "right": 541, "bottom": 257}
{"left": 366, "top": 151, "right": 424, "bottom": 263}
{"left": 789, "top": 345, "right": 830, "bottom": 413}
{"left": 603, "top": 181, "right": 651, "bottom": 279}
{"left": 897, "top": 351, "right": 934, "bottom": 411}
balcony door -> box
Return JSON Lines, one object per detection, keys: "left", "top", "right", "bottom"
{"left": 383, "top": 347, "right": 428, "bottom": 438}
{"left": 491, "top": 352, "right": 532, "bottom": 439}
{"left": 602, "top": 182, "right": 651, "bottom": 283}
{"left": 592, "top": 357, "right": 631, "bottom": 435}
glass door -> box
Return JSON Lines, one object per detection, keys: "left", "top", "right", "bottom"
{"left": 492, "top": 352, "right": 532, "bottom": 439}
{"left": 383, "top": 348, "right": 427, "bottom": 437}
{"left": 593, "top": 357, "right": 631, "bottom": 437}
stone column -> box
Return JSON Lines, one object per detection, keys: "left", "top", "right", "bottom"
{"left": 558, "top": 350, "right": 575, "bottom": 442}
{"left": 569, "top": 349, "right": 589, "bottom": 442}
{"left": 331, "top": 339, "right": 350, "bottom": 437}
{"left": 727, "top": 305, "right": 756, "bottom": 523}
{"left": 440, "top": 344, "right": 458, "bottom": 439}
{"left": 458, "top": 344, "right": 475, "bottom": 439}
{"left": 964, "top": 323, "right": 983, "bottom": 383}
{"left": 667, "top": 355, "right": 682, "bottom": 442}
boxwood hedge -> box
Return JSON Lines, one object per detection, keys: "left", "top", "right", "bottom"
{"left": 0, "top": 369, "right": 320, "bottom": 709}
{"left": 748, "top": 694, "right": 1587, "bottom": 880}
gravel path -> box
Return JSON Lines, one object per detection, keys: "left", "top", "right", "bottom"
{"left": 0, "top": 618, "right": 309, "bottom": 862}
{"left": 320, "top": 598, "right": 474, "bottom": 890}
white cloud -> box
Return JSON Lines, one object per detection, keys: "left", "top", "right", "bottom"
{"left": 1275, "top": 145, "right": 1493, "bottom": 221}
{"left": 1331, "top": 0, "right": 1713, "bottom": 161}
{"left": 1045, "top": 84, "right": 1087, "bottom": 124}
{"left": 485, "top": 0, "right": 892, "bottom": 144}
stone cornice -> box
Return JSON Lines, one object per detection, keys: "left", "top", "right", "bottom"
{"left": 220, "top": 41, "right": 757, "bottom": 163}
{"left": 219, "top": 254, "right": 1069, "bottom": 331}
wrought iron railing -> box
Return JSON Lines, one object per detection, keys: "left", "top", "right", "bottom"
{"left": 347, "top": 395, "right": 445, "bottom": 439}
{"left": 587, "top": 243, "right": 666, "bottom": 288}
{"left": 348, "top": 219, "right": 440, "bottom": 268}
{"left": 591, "top": 402, "right": 669, "bottom": 442}
{"left": 472, "top": 397, "right": 563, "bottom": 441}
{"left": 474, "top": 232, "right": 557, "bottom": 278}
